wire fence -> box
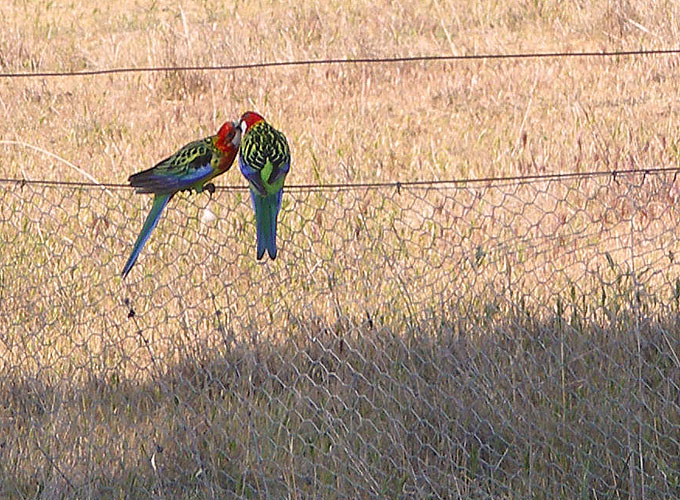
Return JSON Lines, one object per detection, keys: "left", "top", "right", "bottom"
{"left": 1, "top": 47, "right": 679, "bottom": 78}
{"left": 1, "top": 168, "right": 680, "bottom": 497}
{"left": 3, "top": 42, "right": 680, "bottom": 499}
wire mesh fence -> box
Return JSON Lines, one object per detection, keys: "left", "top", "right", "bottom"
{"left": 1, "top": 170, "right": 680, "bottom": 498}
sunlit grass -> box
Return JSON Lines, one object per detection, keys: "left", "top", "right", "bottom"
{"left": 2, "top": 0, "right": 680, "bottom": 497}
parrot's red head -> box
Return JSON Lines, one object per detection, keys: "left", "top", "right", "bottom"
{"left": 215, "top": 120, "right": 241, "bottom": 153}
{"left": 239, "top": 111, "right": 265, "bottom": 135}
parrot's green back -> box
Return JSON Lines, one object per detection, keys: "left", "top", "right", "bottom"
{"left": 239, "top": 122, "right": 290, "bottom": 196}
{"left": 130, "top": 139, "right": 223, "bottom": 195}
{"left": 238, "top": 117, "right": 291, "bottom": 260}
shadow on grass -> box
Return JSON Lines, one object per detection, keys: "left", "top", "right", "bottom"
{"left": 1, "top": 305, "right": 680, "bottom": 499}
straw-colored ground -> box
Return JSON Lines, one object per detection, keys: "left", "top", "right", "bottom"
{"left": 1, "top": 1, "right": 680, "bottom": 498}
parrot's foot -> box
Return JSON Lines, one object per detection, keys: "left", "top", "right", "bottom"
{"left": 204, "top": 183, "right": 216, "bottom": 196}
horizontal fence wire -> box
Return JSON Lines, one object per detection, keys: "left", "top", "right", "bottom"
{"left": 0, "top": 165, "right": 679, "bottom": 191}
{"left": 1, "top": 48, "right": 679, "bottom": 78}
{"left": 1, "top": 169, "right": 680, "bottom": 497}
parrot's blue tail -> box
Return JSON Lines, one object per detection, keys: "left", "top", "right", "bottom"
{"left": 121, "top": 193, "right": 171, "bottom": 278}
{"left": 252, "top": 190, "right": 282, "bottom": 260}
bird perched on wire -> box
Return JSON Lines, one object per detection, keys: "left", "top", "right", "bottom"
{"left": 238, "top": 111, "right": 290, "bottom": 260}
{"left": 121, "top": 120, "right": 241, "bottom": 279}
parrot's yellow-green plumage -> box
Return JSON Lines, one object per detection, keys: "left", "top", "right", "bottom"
{"left": 238, "top": 111, "right": 290, "bottom": 260}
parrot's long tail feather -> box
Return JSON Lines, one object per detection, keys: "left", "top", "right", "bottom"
{"left": 121, "top": 193, "right": 172, "bottom": 278}
{"left": 252, "top": 190, "right": 282, "bottom": 260}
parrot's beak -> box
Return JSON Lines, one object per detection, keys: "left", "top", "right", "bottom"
{"left": 232, "top": 125, "right": 242, "bottom": 147}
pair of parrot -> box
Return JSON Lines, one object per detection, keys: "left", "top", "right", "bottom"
{"left": 121, "top": 111, "right": 290, "bottom": 279}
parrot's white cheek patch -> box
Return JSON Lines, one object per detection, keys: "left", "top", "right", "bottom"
{"left": 240, "top": 121, "right": 247, "bottom": 135}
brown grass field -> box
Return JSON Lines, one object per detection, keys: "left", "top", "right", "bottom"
{"left": 2, "top": 1, "right": 680, "bottom": 498}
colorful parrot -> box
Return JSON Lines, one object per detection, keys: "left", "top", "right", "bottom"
{"left": 238, "top": 111, "right": 290, "bottom": 260}
{"left": 121, "top": 120, "right": 241, "bottom": 279}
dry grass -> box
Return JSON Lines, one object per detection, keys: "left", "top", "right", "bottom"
{"left": 2, "top": 0, "right": 680, "bottom": 498}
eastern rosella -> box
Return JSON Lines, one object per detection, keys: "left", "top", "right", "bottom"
{"left": 121, "top": 121, "right": 241, "bottom": 278}
{"left": 238, "top": 111, "right": 290, "bottom": 260}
